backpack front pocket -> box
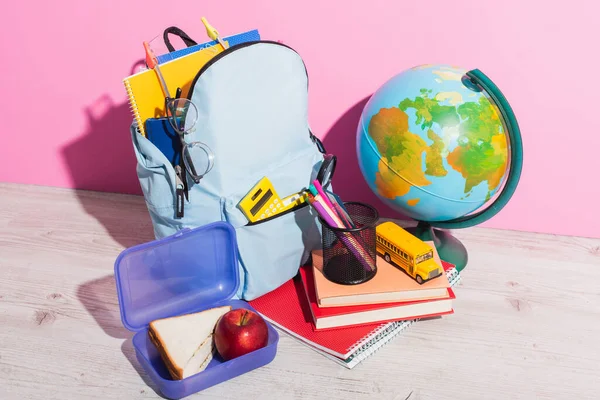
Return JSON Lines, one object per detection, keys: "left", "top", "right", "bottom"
{"left": 131, "top": 123, "right": 222, "bottom": 239}
{"left": 221, "top": 145, "right": 325, "bottom": 300}
{"left": 225, "top": 203, "right": 321, "bottom": 300}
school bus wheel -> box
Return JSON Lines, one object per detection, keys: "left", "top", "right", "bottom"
{"left": 416, "top": 274, "right": 424, "bottom": 284}
{"left": 384, "top": 253, "right": 391, "bottom": 263}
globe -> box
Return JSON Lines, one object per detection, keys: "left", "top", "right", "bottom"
{"left": 356, "top": 64, "right": 523, "bottom": 272}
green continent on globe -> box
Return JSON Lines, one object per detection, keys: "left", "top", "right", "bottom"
{"left": 397, "top": 90, "right": 508, "bottom": 198}
{"left": 424, "top": 129, "right": 447, "bottom": 177}
{"left": 367, "top": 107, "right": 431, "bottom": 199}
{"left": 399, "top": 89, "right": 460, "bottom": 130}
{"left": 447, "top": 97, "right": 508, "bottom": 196}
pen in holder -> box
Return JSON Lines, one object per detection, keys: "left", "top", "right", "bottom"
{"left": 319, "top": 202, "right": 379, "bottom": 285}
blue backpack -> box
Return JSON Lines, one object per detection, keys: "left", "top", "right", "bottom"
{"left": 130, "top": 40, "right": 330, "bottom": 300}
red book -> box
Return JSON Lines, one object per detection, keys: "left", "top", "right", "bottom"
{"left": 248, "top": 273, "right": 394, "bottom": 359}
{"left": 299, "top": 266, "right": 455, "bottom": 330}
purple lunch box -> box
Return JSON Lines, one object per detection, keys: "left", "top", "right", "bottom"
{"left": 114, "top": 222, "right": 279, "bottom": 399}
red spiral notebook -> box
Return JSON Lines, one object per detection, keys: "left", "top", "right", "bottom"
{"left": 249, "top": 273, "right": 383, "bottom": 359}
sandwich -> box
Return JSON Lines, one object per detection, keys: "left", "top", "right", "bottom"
{"left": 148, "top": 305, "right": 232, "bottom": 380}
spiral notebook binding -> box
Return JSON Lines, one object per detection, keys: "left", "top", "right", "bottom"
{"left": 346, "top": 322, "right": 392, "bottom": 354}
{"left": 344, "top": 266, "right": 461, "bottom": 365}
{"left": 123, "top": 79, "right": 145, "bottom": 136}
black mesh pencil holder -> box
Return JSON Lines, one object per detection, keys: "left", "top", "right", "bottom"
{"left": 319, "top": 202, "right": 379, "bottom": 285}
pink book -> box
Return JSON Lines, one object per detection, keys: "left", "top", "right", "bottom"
{"left": 312, "top": 244, "right": 451, "bottom": 307}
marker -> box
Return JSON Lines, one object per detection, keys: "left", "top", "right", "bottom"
{"left": 310, "top": 183, "right": 354, "bottom": 228}
{"left": 308, "top": 186, "right": 343, "bottom": 227}
{"left": 326, "top": 192, "right": 355, "bottom": 229}
{"left": 143, "top": 41, "right": 171, "bottom": 99}
{"left": 312, "top": 180, "right": 336, "bottom": 214}
{"left": 201, "top": 17, "right": 228, "bottom": 51}
{"left": 312, "top": 180, "right": 356, "bottom": 228}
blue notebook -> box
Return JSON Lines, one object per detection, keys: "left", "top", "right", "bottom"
{"left": 157, "top": 29, "right": 260, "bottom": 64}
{"left": 145, "top": 118, "right": 182, "bottom": 166}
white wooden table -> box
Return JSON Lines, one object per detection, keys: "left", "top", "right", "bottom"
{"left": 1, "top": 182, "right": 599, "bottom": 400}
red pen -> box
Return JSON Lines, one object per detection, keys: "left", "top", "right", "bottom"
{"left": 143, "top": 41, "right": 171, "bottom": 99}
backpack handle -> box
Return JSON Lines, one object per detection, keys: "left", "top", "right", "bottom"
{"left": 163, "top": 26, "right": 198, "bottom": 53}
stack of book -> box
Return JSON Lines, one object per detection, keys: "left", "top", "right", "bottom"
{"left": 302, "top": 246, "right": 456, "bottom": 330}
{"left": 248, "top": 240, "right": 461, "bottom": 369}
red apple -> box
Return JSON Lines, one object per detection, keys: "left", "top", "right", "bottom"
{"left": 213, "top": 308, "right": 268, "bottom": 361}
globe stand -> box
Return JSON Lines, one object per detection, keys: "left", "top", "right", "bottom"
{"left": 406, "top": 222, "right": 468, "bottom": 273}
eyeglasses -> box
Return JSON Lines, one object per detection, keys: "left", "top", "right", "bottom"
{"left": 165, "top": 97, "right": 215, "bottom": 184}
{"left": 144, "top": 40, "right": 215, "bottom": 184}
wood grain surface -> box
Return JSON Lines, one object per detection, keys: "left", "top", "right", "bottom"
{"left": 1, "top": 182, "right": 599, "bottom": 400}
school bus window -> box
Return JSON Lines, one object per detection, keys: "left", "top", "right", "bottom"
{"left": 416, "top": 251, "right": 433, "bottom": 264}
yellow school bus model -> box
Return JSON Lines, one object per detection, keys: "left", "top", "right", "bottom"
{"left": 375, "top": 221, "right": 442, "bottom": 284}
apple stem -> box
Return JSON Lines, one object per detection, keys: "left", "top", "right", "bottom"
{"left": 240, "top": 310, "right": 249, "bottom": 326}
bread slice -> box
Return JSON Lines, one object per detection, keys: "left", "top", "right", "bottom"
{"left": 148, "top": 305, "right": 231, "bottom": 380}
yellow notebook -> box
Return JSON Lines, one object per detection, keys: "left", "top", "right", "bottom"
{"left": 123, "top": 42, "right": 227, "bottom": 137}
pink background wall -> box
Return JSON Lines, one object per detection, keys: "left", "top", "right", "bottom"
{"left": 1, "top": 1, "right": 598, "bottom": 238}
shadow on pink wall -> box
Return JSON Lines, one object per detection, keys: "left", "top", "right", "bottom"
{"left": 58, "top": 62, "right": 158, "bottom": 248}
{"left": 59, "top": 89, "right": 412, "bottom": 248}
{"left": 61, "top": 96, "right": 141, "bottom": 195}
{"left": 322, "top": 96, "right": 409, "bottom": 223}
{"left": 61, "top": 60, "right": 146, "bottom": 197}
{"left": 59, "top": 95, "right": 155, "bottom": 248}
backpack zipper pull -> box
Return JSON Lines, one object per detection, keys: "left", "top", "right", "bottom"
{"left": 175, "top": 165, "right": 185, "bottom": 218}
{"left": 201, "top": 17, "right": 228, "bottom": 50}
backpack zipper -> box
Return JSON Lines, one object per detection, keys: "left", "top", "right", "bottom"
{"left": 245, "top": 201, "right": 309, "bottom": 226}
{"left": 186, "top": 40, "right": 308, "bottom": 101}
